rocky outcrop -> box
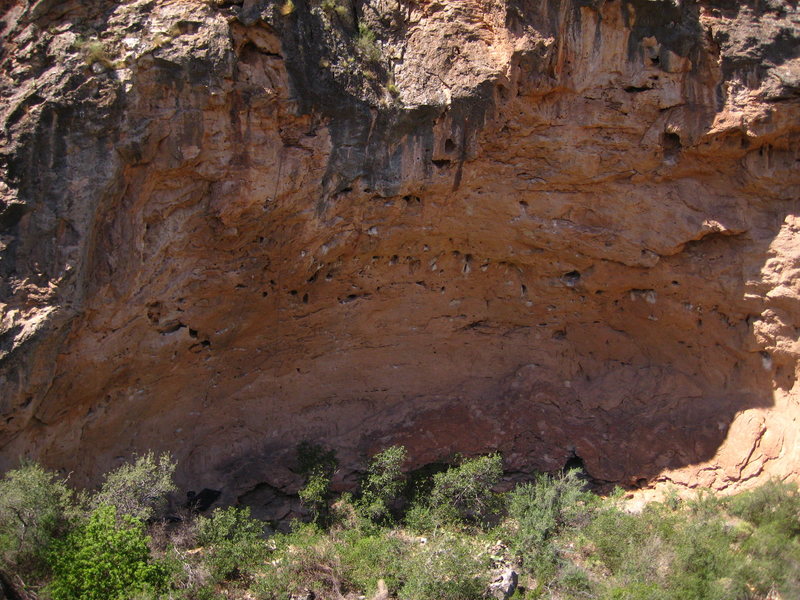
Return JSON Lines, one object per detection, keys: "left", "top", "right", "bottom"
{"left": 1, "top": 0, "right": 798, "bottom": 512}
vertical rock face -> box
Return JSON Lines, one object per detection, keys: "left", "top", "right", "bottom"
{"left": 0, "top": 0, "right": 798, "bottom": 508}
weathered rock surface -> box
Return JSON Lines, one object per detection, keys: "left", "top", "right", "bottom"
{"left": 0, "top": 0, "right": 799, "bottom": 509}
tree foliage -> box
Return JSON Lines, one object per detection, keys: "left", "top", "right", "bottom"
{"left": 428, "top": 454, "right": 503, "bottom": 525}
{"left": 48, "top": 505, "right": 167, "bottom": 600}
{"left": 196, "top": 506, "right": 266, "bottom": 582}
{"left": 0, "top": 462, "right": 73, "bottom": 589}
{"left": 91, "top": 452, "right": 176, "bottom": 521}
{"left": 357, "top": 445, "right": 406, "bottom": 523}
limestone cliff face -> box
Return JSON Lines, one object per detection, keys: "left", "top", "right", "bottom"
{"left": 1, "top": 0, "right": 799, "bottom": 514}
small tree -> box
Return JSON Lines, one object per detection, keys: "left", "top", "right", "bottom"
{"left": 91, "top": 452, "right": 176, "bottom": 521}
{"left": 507, "top": 469, "right": 591, "bottom": 577}
{"left": 0, "top": 462, "right": 74, "bottom": 592}
{"left": 47, "top": 505, "right": 167, "bottom": 600}
{"left": 428, "top": 454, "right": 503, "bottom": 525}
{"left": 196, "top": 506, "right": 266, "bottom": 582}
{"left": 357, "top": 445, "right": 406, "bottom": 523}
{"left": 296, "top": 442, "right": 338, "bottom": 525}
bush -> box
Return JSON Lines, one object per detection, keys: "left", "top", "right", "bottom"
{"left": 255, "top": 522, "right": 405, "bottom": 599}
{"left": 91, "top": 452, "right": 176, "bottom": 521}
{"left": 253, "top": 523, "right": 344, "bottom": 599}
{"left": 339, "top": 529, "right": 405, "bottom": 595}
{"left": 47, "top": 505, "right": 167, "bottom": 600}
{"left": 196, "top": 506, "right": 266, "bottom": 583}
{"left": 357, "top": 445, "right": 406, "bottom": 523}
{"left": 0, "top": 462, "right": 74, "bottom": 590}
{"left": 355, "top": 22, "right": 381, "bottom": 62}
{"left": 727, "top": 479, "right": 800, "bottom": 533}
{"left": 558, "top": 562, "right": 593, "bottom": 593}
{"left": 584, "top": 506, "right": 649, "bottom": 575}
{"left": 428, "top": 454, "right": 503, "bottom": 526}
{"left": 507, "top": 469, "right": 591, "bottom": 577}
{"left": 296, "top": 442, "right": 338, "bottom": 525}
{"left": 399, "top": 533, "right": 489, "bottom": 600}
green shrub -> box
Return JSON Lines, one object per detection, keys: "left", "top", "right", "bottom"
{"left": 558, "top": 562, "right": 593, "bottom": 593}
{"left": 584, "top": 506, "right": 649, "bottom": 575}
{"left": 47, "top": 505, "right": 167, "bottom": 600}
{"left": 296, "top": 442, "right": 338, "bottom": 525}
{"left": 356, "top": 22, "right": 381, "bottom": 63}
{"left": 728, "top": 479, "right": 800, "bottom": 533}
{"left": 321, "top": 0, "right": 349, "bottom": 17}
{"left": 196, "top": 506, "right": 266, "bottom": 583}
{"left": 0, "top": 462, "right": 74, "bottom": 589}
{"left": 255, "top": 523, "right": 404, "bottom": 599}
{"left": 253, "top": 523, "right": 343, "bottom": 599}
{"left": 507, "top": 469, "right": 591, "bottom": 577}
{"left": 399, "top": 533, "right": 489, "bottom": 600}
{"left": 404, "top": 501, "right": 441, "bottom": 532}
{"left": 339, "top": 529, "right": 405, "bottom": 595}
{"left": 91, "top": 452, "right": 176, "bottom": 521}
{"left": 666, "top": 518, "right": 741, "bottom": 600}
{"left": 428, "top": 454, "right": 503, "bottom": 526}
{"left": 357, "top": 445, "right": 406, "bottom": 523}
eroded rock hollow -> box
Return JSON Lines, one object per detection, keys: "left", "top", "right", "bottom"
{"left": 1, "top": 0, "right": 799, "bottom": 516}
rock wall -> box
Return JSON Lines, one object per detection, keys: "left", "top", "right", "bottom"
{"left": 1, "top": 0, "right": 799, "bottom": 514}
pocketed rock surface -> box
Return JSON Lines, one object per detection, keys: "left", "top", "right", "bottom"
{"left": 0, "top": 0, "right": 798, "bottom": 514}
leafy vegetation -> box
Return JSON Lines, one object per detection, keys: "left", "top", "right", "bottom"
{"left": 91, "top": 451, "right": 176, "bottom": 521}
{"left": 0, "top": 449, "right": 797, "bottom": 599}
{"left": 427, "top": 452, "right": 503, "bottom": 526}
{"left": 48, "top": 505, "right": 167, "bottom": 600}
{"left": 296, "top": 441, "right": 339, "bottom": 525}
{"left": 196, "top": 506, "right": 267, "bottom": 583}
{"left": 0, "top": 463, "right": 74, "bottom": 592}
{"left": 356, "top": 445, "right": 406, "bottom": 523}
{"left": 355, "top": 22, "right": 381, "bottom": 63}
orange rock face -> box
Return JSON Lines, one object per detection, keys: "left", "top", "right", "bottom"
{"left": 1, "top": 0, "right": 798, "bottom": 512}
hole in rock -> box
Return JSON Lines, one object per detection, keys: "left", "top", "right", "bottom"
{"left": 497, "top": 84, "right": 510, "bottom": 101}
{"left": 186, "top": 489, "right": 221, "bottom": 512}
{"left": 563, "top": 453, "right": 585, "bottom": 472}
{"left": 562, "top": 271, "right": 581, "bottom": 287}
{"left": 662, "top": 131, "right": 682, "bottom": 160}
{"left": 176, "top": 20, "right": 202, "bottom": 35}
{"left": 0, "top": 202, "right": 28, "bottom": 230}
{"left": 302, "top": 293, "right": 309, "bottom": 304}
{"left": 444, "top": 139, "right": 456, "bottom": 153}
{"left": 158, "top": 321, "right": 185, "bottom": 334}
{"left": 432, "top": 159, "right": 451, "bottom": 168}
